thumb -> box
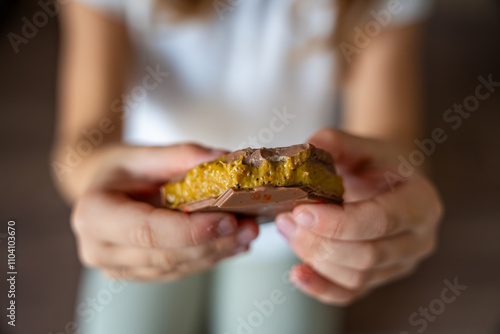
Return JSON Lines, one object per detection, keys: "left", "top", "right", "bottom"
{"left": 308, "top": 128, "right": 394, "bottom": 170}
{"left": 121, "top": 143, "right": 228, "bottom": 180}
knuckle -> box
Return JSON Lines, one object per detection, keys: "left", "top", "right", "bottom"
{"left": 328, "top": 213, "right": 345, "bottom": 239}
{"left": 79, "top": 251, "right": 93, "bottom": 267}
{"left": 174, "top": 262, "right": 191, "bottom": 275}
{"left": 133, "top": 222, "right": 155, "bottom": 248}
{"left": 347, "top": 270, "right": 369, "bottom": 290}
{"left": 182, "top": 213, "right": 216, "bottom": 247}
{"left": 80, "top": 248, "right": 101, "bottom": 267}
{"left": 154, "top": 250, "right": 178, "bottom": 269}
{"left": 71, "top": 199, "right": 90, "bottom": 236}
{"left": 186, "top": 218, "right": 202, "bottom": 246}
{"left": 133, "top": 208, "right": 157, "bottom": 248}
{"left": 71, "top": 216, "right": 85, "bottom": 238}
{"left": 292, "top": 232, "right": 318, "bottom": 262}
{"left": 310, "top": 240, "right": 332, "bottom": 264}
{"left": 308, "top": 237, "right": 324, "bottom": 262}
{"left": 358, "top": 242, "right": 381, "bottom": 269}
{"left": 377, "top": 214, "right": 391, "bottom": 238}
{"left": 71, "top": 191, "right": 104, "bottom": 237}
{"left": 373, "top": 200, "right": 391, "bottom": 237}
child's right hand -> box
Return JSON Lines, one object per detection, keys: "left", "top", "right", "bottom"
{"left": 71, "top": 144, "right": 259, "bottom": 281}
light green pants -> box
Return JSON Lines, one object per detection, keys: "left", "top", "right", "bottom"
{"left": 76, "top": 226, "right": 342, "bottom": 334}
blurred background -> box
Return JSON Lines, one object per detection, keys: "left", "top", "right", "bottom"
{"left": 0, "top": 0, "right": 499, "bottom": 333}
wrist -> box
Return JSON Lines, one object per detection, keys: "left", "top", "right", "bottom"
{"left": 51, "top": 142, "right": 125, "bottom": 204}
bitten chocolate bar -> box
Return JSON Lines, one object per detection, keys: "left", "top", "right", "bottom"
{"left": 161, "top": 144, "right": 344, "bottom": 222}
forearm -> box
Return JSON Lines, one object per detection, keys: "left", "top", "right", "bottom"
{"left": 53, "top": 2, "right": 130, "bottom": 203}
{"left": 342, "top": 24, "right": 425, "bottom": 155}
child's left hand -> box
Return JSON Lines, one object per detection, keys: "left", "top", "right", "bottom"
{"left": 276, "top": 128, "right": 443, "bottom": 305}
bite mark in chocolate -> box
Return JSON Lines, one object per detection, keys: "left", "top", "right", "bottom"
{"left": 161, "top": 144, "right": 344, "bottom": 221}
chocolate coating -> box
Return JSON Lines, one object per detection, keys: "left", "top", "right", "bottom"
{"left": 162, "top": 143, "right": 343, "bottom": 223}
{"left": 176, "top": 185, "right": 343, "bottom": 223}
{"left": 225, "top": 143, "right": 335, "bottom": 172}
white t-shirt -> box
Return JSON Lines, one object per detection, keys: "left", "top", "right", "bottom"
{"left": 76, "top": 0, "right": 433, "bottom": 260}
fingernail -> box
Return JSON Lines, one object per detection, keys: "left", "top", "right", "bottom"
{"left": 276, "top": 216, "right": 297, "bottom": 240}
{"left": 294, "top": 211, "right": 315, "bottom": 228}
{"left": 218, "top": 217, "right": 236, "bottom": 236}
{"left": 290, "top": 265, "right": 314, "bottom": 286}
{"left": 237, "top": 226, "right": 257, "bottom": 245}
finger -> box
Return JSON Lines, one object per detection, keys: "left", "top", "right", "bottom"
{"left": 277, "top": 214, "right": 436, "bottom": 270}
{"left": 289, "top": 264, "right": 368, "bottom": 306}
{"left": 307, "top": 128, "right": 396, "bottom": 170}
{"left": 118, "top": 143, "right": 228, "bottom": 181}
{"left": 79, "top": 220, "right": 258, "bottom": 269}
{"left": 102, "top": 267, "right": 173, "bottom": 281}
{"left": 308, "top": 129, "right": 399, "bottom": 200}
{"left": 148, "top": 221, "right": 256, "bottom": 281}
{"left": 288, "top": 174, "right": 443, "bottom": 241}
{"left": 72, "top": 191, "right": 240, "bottom": 248}
{"left": 306, "top": 261, "right": 418, "bottom": 291}
{"left": 100, "top": 243, "right": 251, "bottom": 283}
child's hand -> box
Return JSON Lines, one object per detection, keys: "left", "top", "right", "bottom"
{"left": 71, "top": 144, "right": 259, "bottom": 281}
{"left": 276, "top": 129, "right": 443, "bottom": 305}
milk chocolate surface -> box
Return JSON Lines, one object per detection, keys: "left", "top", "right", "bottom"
{"left": 176, "top": 185, "right": 343, "bottom": 223}
{"left": 161, "top": 144, "right": 344, "bottom": 222}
